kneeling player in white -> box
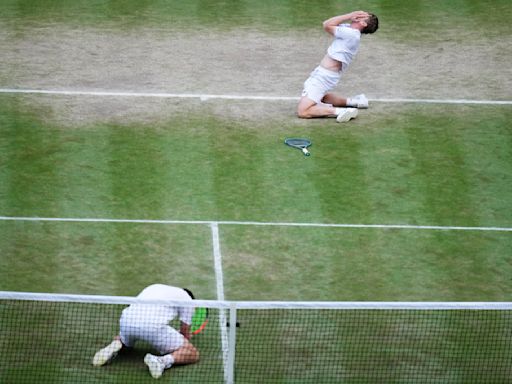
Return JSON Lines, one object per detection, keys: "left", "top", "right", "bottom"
{"left": 93, "top": 284, "right": 199, "bottom": 379}
{"left": 297, "top": 10, "right": 379, "bottom": 122}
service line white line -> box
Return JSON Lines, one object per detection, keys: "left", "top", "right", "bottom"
{"left": 0, "top": 216, "right": 511, "bottom": 232}
{"left": 1, "top": 88, "right": 511, "bottom": 105}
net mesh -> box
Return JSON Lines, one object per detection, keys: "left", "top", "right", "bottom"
{"left": 235, "top": 308, "right": 512, "bottom": 383}
{"left": 1, "top": 294, "right": 511, "bottom": 383}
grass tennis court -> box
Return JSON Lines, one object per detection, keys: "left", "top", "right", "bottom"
{"left": 1, "top": 0, "right": 511, "bottom": 382}
{"left": 1, "top": 100, "right": 511, "bottom": 301}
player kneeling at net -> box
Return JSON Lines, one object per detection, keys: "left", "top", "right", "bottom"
{"left": 93, "top": 284, "right": 199, "bottom": 379}
{"left": 297, "top": 10, "right": 379, "bottom": 123}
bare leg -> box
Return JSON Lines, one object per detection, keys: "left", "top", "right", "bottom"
{"left": 297, "top": 92, "right": 352, "bottom": 118}
{"left": 322, "top": 92, "right": 348, "bottom": 107}
{"left": 145, "top": 339, "right": 199, "bottom": 378}
{"left": 168, "top": 339, "right": 199, "bottom": 365}
{"left": 297, "top": 96, "right": 337, "bottom": 118}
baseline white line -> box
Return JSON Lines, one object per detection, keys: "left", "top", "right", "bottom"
{"left": 210, "top": 222, "right": 230, "bottom": 383}
{"left": 0, "top": 88, "right": 297, "bottom": 101}
{"left": 374, "top": 97, "right": 512, "bottom": 105}
{"left": 1, "top": 88, "right": 511, "bottom": 105}
{"left": 1, "top": 216, "right": 511, "bottom": 232}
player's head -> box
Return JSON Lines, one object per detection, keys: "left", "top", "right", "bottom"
{"left": 183, "top": 288, "right": 195, "bottom": 299}
{"left": 361, "top": 13, "right": 379, "bottom": 34}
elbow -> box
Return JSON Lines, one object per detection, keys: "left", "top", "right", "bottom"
{"left": 322, "top": 23, "right": 334, "bottom": 35}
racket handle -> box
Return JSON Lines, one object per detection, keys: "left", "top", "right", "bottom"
{"left": 302, "top": 148, "right": 310, "bottom": 156}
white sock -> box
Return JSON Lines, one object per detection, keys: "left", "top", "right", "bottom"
{"left": 160, "top": 354, "right": 175, "bottom": 369}
{"left": 335, "top": 107, "right": 345, "bottom": 115}
{"left": 346, "top": 98, "right": 356, "bottom": 108}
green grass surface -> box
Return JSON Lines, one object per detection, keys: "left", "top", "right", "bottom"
{"left": 0, "top": 96, "right": 512, "bottom": 301}
{"left": 1, "top": 97, "right": 511, "bottom": 383}
{"left": 1, "top": 97, "right": 512, "bottom": 383}
{"left": 1, "top": 98, "right": 511, "bottom": 227}
{"left": 221, "top": 226, "right": 512, "bottom": 302}
{"left": 1, "top": 0, "right": 511, "bottom": 38}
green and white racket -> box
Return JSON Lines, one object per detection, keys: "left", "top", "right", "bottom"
{"left": 191, "top": 307, "right": 209, "bottom": 335}
{"left": 285, "top": 138, "right": 312, "bottom": 156}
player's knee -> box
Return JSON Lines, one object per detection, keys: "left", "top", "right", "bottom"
{"left": 182, "top": 339, "right": 199, "bottom": 363}
{"left": 188, "top": 345, "right": 200, "bottom": 363}
{"left": 297, "top": 96, "right": 317, "bottom": 119}
{"left": 297, "top": 106, "right": 312, "bottom": 119}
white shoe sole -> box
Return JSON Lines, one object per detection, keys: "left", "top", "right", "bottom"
{"left": 92, "top": 340, "right": 123, "bottom": 366}
{"left": 336, "top": 108, "right": 358, "bottom": 123}
{"left": 144, "top": 354, "right": 165, "bottom": 379}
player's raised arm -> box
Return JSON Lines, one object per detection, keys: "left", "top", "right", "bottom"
{"left": 323, "top": 11, "right": 369, "bottom": 35}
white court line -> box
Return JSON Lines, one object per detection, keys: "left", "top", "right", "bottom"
{"left": 210, "top": 223, "right": 230, "bottom": 383}
{"left": 211, "top": 223, "right": 225, "bottom": 301}
{"left": 374, "top": 97, "right": 512, "bottom": 105}
{"left": 0, "top": 216, "right": 511, "bottom": 232}
{"left": 0, "top": 88, "right": 296, "bottom": 101}
{"left": 0, "top": 88, "right": 511, "bottom": 105}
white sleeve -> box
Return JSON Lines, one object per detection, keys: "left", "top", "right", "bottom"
{"left": 333, "top": 25, "right": 357, "bottom": 40}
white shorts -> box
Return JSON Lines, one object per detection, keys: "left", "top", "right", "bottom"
{"left": 301, "top": 66, "right": 341, "bottom": 104}
{"left": 119, "top": 310, "right": 185, "bottom": 354}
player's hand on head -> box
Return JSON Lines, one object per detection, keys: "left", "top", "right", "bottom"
{"left": 349, "top": 11, "right": 369, "bottom": 22}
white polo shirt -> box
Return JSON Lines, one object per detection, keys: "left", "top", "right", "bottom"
{"left": 122, "top": 284, "right": 194, "bottom": 326}
{"left": 327, "top": 24, "right": 361, "bottom": 72}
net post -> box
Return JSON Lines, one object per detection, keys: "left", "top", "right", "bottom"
{"left": 226, "top": 302, "right": 238, "bottom": 384}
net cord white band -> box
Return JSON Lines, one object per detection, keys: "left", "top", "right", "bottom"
{"left": 1, "top": 291, "right": 511, "bottom": 310}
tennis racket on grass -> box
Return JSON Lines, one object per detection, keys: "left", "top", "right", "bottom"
{"left": 191, "top": 307, "right": 209, "bottom": 335}
{"left": 284, "top": 138, "right": 312, "bottom": 156}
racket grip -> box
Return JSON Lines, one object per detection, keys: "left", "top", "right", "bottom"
{"left": 302, "top": 148, "right": 310, "bottom": 156}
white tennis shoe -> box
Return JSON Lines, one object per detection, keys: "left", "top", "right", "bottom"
{"left": 92, "top": 339, "right": 123, "bottom": 366}
{"left": 350, "top": 94, "right": 369, "bottom": 109}
{"left": 336, "top": 108, "right": 359, "bottom": 123}
{"left": 144, "top": 353, "right": 166, "bottom": 379}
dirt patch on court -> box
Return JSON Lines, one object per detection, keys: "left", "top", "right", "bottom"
{"left": 1, "top": 25, "right": 510, "bottom": 125}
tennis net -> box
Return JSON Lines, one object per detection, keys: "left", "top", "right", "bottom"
{"left": 1, "top": 291, "right": 511, "bottom": 383}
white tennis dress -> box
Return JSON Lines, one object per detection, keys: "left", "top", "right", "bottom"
{"left": 119, "top": 284, "right": 194, "bottom": 354}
